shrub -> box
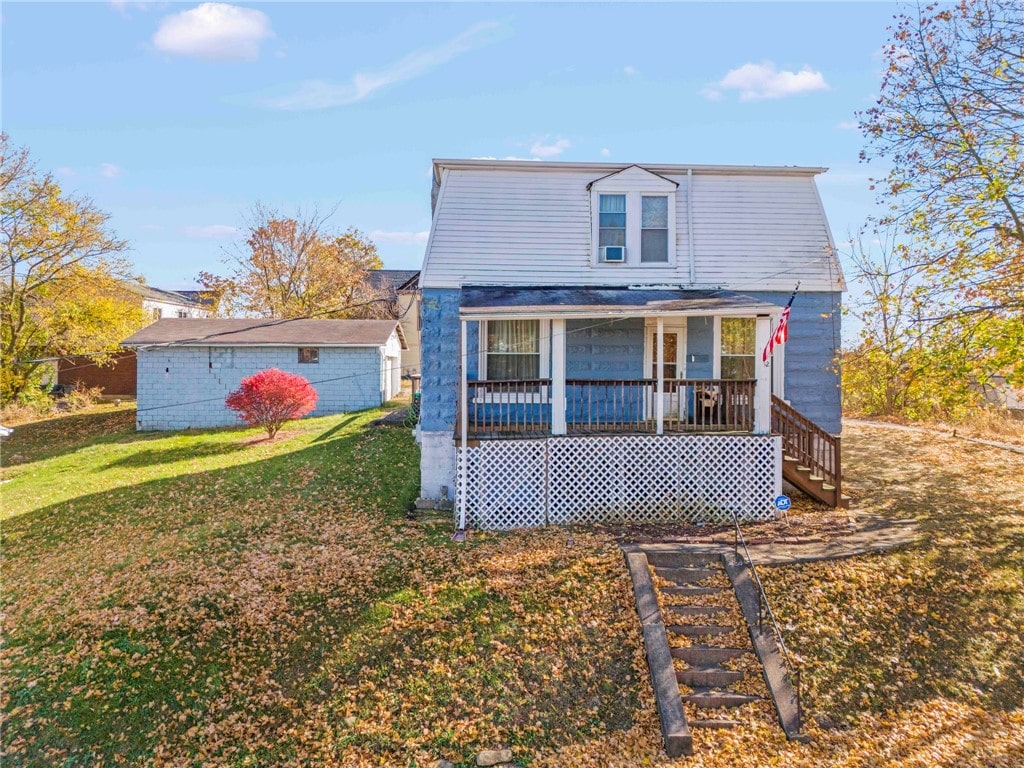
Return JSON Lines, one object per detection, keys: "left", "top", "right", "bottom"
{"left": 225, "top": 368, "right": 318, "bottom": 439}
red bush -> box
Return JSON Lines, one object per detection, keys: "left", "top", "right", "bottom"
{"left": 225, "top": 368, "right": 318, "bottom": 438}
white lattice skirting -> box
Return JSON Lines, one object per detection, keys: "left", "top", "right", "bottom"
{"left": 457, "top": 434, "right": 782, "bottom": 530}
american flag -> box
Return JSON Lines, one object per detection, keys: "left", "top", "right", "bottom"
{"left": 761, "top": 287, "right": 798, "bottom": 366}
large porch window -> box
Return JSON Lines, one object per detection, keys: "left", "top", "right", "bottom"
{"left": 720, "top": 317, "right": 756, "bottom": 379}
{"left": 485, "top": 319, "right": 541, "bottom": 379}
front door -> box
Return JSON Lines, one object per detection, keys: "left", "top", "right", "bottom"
{"left": 645, "top": 320, "right": 686, "bottom": 418}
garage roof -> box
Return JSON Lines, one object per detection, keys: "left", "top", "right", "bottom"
{"left": 123, "top": 318, "right": 404, "bottom": 348}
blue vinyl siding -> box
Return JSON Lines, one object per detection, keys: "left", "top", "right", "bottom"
{"left": 418, "top": 289, "right": 842, "bottom": 436}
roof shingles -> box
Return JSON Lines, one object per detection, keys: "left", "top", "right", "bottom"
{"left": 123, "top": 318, "right": 400, "bottom": 347}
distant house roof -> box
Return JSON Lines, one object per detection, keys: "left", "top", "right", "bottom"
{"left": 171, "top": 290, "right": 218, "bottom": 308}
{"left": 459, "top": 286, "right": 783, "bottom": 319}
{"left": 126, "top": 283, "right": 209, "bottom": 308}
{"left": 365, "top": 270, "right": 420, "bottom": 293}
{"left": 123, "top": 318, "right": 404, "bottom": 348}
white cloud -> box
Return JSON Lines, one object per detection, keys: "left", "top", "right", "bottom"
{"left": 153, "top": 3, "right": 273, "bottom": 61}
{"left": 600, "top": 148, "right": 611, "bottom": 158}
{"left": 529, "top": 137, "right": 571, "bottom": 159}
{"left": 368, "top": 230, "right": 429, "bottom": 246}
{"left": 184, "top": 224, "right": 240, "bottom": 238}
{"left": 99, "top": 163, "right": 123, "bottom": 178}
{"left": 55, "top": 166, "right": 77, "bottom": 177}
{"left": 704, "top": 61, "right": 829, "bottom": 101}
{"left": 623, "top": 65, "right": 638, "bottom": 76}
{"left": 836, "top": 120, "right": 860, "bottom": 131}
{"left": 264, "top": 20, "right": 506, "bottom": 110}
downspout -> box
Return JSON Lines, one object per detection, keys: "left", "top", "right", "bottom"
{"left": 687, "top": 168, "right": 696, "bottom": 285}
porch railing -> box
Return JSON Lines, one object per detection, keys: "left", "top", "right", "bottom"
{"left": 464, "top": 378, "right": 552, "bottom": 436}
{"left": 460, "top": 378, "right": 756, "bottom": 438}
{"left": 771, "top": 395, "right": 842, "bottom": 496}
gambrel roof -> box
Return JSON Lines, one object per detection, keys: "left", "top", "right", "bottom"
{"left": 422, "top": 159, "right": 844, "bottom": 293}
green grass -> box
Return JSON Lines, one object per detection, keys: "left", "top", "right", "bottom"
{"left": 0, "top": 408, "right": 641, "bottom": 767}
{"left": 3, "top": 410, "right": 1022, "bottom": 767}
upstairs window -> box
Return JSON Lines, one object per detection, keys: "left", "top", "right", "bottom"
{"left": 485, "top": 320, "right": 540, "bottom": 380}
{"left": 598, "top": 194, "right": 626, "bottom": 249}
{"left": 641, "top": 196, "right": 669, "bottom": 263}
{"left": 720, "top": 318, "right": 756, "bottom": 379}
{"left": 590, "top": 167, "right": 677, "bottom": 266}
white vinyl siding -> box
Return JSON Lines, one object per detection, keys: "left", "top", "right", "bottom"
{"left": 421, "top": 165, "right": 844, "bottom": 292}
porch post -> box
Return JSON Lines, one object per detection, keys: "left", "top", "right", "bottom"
{"left": 656, "top": 317, "right": 665, "bottom": 435}
{"left": 551, "top": 318, "right": 567, "bottom": 435}
{"left": 458, "top": 319, "right": 468, "bottom": 530}
{"left": 754, "top": 314, "right": 771, "bottom": 434}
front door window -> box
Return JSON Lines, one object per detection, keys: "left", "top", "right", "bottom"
{"left": 650, "top": 332, "right": 679, "bottom": 379}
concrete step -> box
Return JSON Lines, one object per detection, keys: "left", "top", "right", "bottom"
{"left": 688, "top": 719, "right": 742, "bottom": 730}
{"left": 676, "top": 668, "right": 745, "bottom": 688}
{"left": 671, "top": 646, "right": 751, "bottom": 665}
{"left": 662, "top": 585, "right": 726, "bottom": 597}
{"left": 664, "top": 604, "right": 729, "bottom": 618}
{"left": 644, "top": 550, "right": 721, "bottom": 569}
{"left": 683, "top": 691, "right": 761, "bottom": 709}
{"left": 667, "top": 624, "right": 734, "bottom": 637}
{"left": 655, "top": 567, "right": 719, "bottom": 584}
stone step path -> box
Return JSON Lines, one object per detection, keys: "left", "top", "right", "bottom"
{"left": 624, "top": 544, "right": 806, "bottom": 757}
{"left": 649, "top": 555, "right": 768, "bottom": 734}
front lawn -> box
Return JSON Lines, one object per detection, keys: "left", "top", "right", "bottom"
{"left": 2, "top": 410, "right": 1022, "bottom": 766}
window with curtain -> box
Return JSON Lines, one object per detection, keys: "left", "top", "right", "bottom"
{"left": 641, "top": 196, "right": 669, "bottom": 262}
{"left": 720, "top": 318, "right": 756, "bottom": 379}
{"left": 599, "top": 194, "right": 626, "bottom": 248}
{"left": 486, "top": 320, "right": 540, "bottom": 379}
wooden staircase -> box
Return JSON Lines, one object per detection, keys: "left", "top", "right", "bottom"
{"left": 772, "top": 395, "right": 850, "bottom": 508}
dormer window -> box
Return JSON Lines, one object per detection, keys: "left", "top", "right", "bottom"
{"left": 599, "top": 194, "right": 626, "bottom": 249}
{"left": 641, "top": 196, "right": 669, "bottom": 263}
{"left": 590, "top": 165, "right": 678, "bottom": 266}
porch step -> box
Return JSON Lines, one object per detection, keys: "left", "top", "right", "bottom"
{"left": 654, "top": 567, "right": 719, "bottom": 584}
{"left": 677, "top": 669, "right": 745, "bottom": 688}
{"left": 671, "top": 646, "right": 751, "bottom": 665}
{"left": 667, "top": 624, "right": 734, "bottom": 637}
{"left": 664, "top": 604, "right": 729, "bottom": 618}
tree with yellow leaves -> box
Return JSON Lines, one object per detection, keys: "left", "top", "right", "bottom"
{"left": 1, "top": 135, "right": 146, "bottom": 403}
{"left": 198, "top": 204, "right": 389, "bottom": 320}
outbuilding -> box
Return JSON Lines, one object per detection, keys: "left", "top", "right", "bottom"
{"left": 123, "top": 318, "right": 405, "bottom": 431}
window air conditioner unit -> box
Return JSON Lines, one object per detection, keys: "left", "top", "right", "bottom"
{"left": 600, "top": 245, "right": 626, "bottom": 263}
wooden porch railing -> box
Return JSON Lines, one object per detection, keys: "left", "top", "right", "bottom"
{"left": 459, "top": 378, "right": 757, "bottom": 438}
{"left": 771, "top": 395, "right": 844, "bottom": 507}
{"left": 464, "top": 378, "right": 552, "bottom": 436}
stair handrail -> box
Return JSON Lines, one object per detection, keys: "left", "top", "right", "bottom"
{"left": 730, "top": 510, "right": 802, "bottom": 732}
{"left": 771, "top": 395, "right": 841, "bottom": 500}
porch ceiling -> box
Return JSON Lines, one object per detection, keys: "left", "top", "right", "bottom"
{"left": 459, "top": 286, "right": 782, "bottom": 319}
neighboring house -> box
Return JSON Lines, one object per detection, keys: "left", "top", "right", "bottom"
{"left": 366, "top": 269, "right": 422, "bottom": 376}
{"left": 123, "top": 318, "right": 405, "bottom": 431}
{"left": 131, "top": 285, "right": 214, "bottom": 321}
{"left": 978, "top": 375, "right": 1024, "bottom": 418}
{"left": 417, "top": 159, "right": 846, "bottom": 530}
{"left": 57, "top": 285, "right": 213, "bottom": 397}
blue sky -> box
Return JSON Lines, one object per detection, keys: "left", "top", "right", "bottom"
{"left": 5, "top": 1, "right": 896, "bottom": 301}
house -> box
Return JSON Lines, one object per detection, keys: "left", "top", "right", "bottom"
{"left": 123, "top": 318, "right": 405, "bottom": 431}
{"left": 417, "top": 159, "right": 846, "bottom": 529}
{"left": 56, "top": 285, "right": 213, "bottom": 397}
{"left": 365, "top": 269, "right": 422, "bottom": 375}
